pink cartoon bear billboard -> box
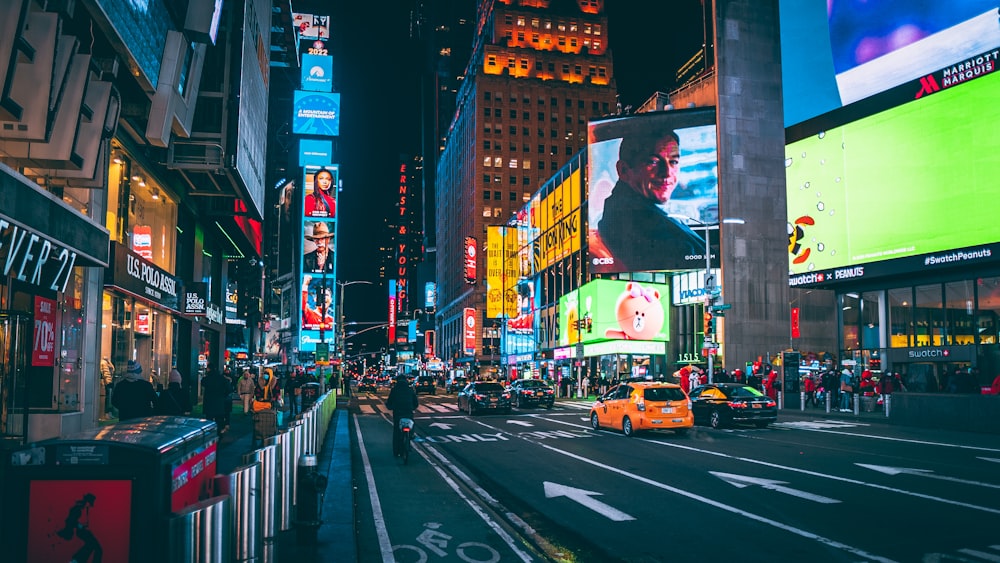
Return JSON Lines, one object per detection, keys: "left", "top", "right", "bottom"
{"left": 558, "top": 279, "right": 670, "bottom": 346}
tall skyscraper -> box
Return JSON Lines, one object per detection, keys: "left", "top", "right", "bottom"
{"left": 434, "top": 0, "right": 617, "bottom": 372}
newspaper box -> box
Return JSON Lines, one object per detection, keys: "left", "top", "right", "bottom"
{"left": 1, "top": 416, "right": 218, "bottom": 562}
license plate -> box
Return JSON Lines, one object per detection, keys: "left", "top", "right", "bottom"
{"left": 661, "top": 407, "right": 674, "bottom": 414}
{"left": 752, "top": 403, "right": 761, "bottom": 409}
{"left": 489, "top": 397, "right": 496, "bottom": 403}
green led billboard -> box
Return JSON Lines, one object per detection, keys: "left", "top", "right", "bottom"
{"left": 786, "top": 69, "right": 1000, "bottom": 277}
{"left": 557, "top": 279, "right": 670, "bottom": 347}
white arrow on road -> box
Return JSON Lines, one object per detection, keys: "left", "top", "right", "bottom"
{"left": 428, "top": 422, "right": 455, "bottom": 430}
{"left": 857, "top": 463, "right": 1000, "bottom": 490}
{"left": 543, "top": 482, "right": 636, "bottom": 521}
{"left": 710, "top": 472, "right": 840, "bottom": 504}
{"left": 507, "top": 420, "right": 534, "bottom": 427}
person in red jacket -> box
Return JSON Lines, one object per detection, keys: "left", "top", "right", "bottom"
{"left": 803, "top": 374, "right": 817, "bottom": 407}
{"left": 991, "top": 373, "right": 1000, "bottom": 395}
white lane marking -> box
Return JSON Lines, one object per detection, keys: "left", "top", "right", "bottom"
{"left": 772, "top": 420, "right": 867, "bottom": 430}
{"left": 711, "top": 472, "right": 840, "bottom": 504}
{"left": 543, "top": 481, "right": 635, "bottom": 521}
{"left": 367, "top": 413, "right": 535, "bottom": 562}
{"left": 857, "top": 463, "right": 1000, "bottom": 489}
{"left": 352, "top": 414, "right": 395, "bottom": 560}
{"left": 507, "top": 420, "right": 534, "bottom": 427}
{"left": 556, "top": 401, "right": 594, "bottom": 410}
{"left": 360, "top": 404, "right": 376, "bottom": 414}
{"left": 978, "top": 457, "right": 1000, "bottom": 464}
{"left": 528, "top": 437, "right": 896, "bottom": 562}
{"left": 957, "top": 548, "right": 1000, "bottom": 562}
{"left": 530, "top": 415, "right": 1000, "bottom": 515}
{"left": 771, "top": 425, "right": 1000, "bottom": 453}
{"left": 428, "top": 422, "right": 455, "bottom": 430}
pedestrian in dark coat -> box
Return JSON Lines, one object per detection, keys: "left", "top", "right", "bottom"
{"left": 201, "top": 365, "right": 232, "bottom": 433}
{"left": 155, "top": 369, "right": 192, "bottom": 415}
{"left": 112, "top": 360, "right": 157, "bottom": 421}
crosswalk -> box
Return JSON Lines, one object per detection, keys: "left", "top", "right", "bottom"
{"left": 356, "top": 399, "right": 590, "bottom": 415}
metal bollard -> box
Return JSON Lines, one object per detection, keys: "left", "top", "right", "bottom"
{"left": 826, "top": 390, "right": 831, "bottom": 413}
{"left": 800, "top": 391, "right": 805, "bottom": 411}
{"left": 777, "top": 390, "right": 783, "bottom": 410}
{"left": 295, "top": 453, "right": 328, "bottom": 545}
{"left": 884, "top": 394, "right": 891, "bottom": 417}
{"left": 853, "top": 393, "right": 860, "bottom": 415}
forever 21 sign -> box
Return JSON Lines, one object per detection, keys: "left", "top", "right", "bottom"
{"left": 0, "top": 219, "right": 78, "bottom": 293}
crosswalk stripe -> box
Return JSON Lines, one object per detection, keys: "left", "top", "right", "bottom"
{"left": 359, "top": 405, "right": 376, "bottom": 415}
{"left": 958, "top": 548, "right": 1000, "bottom": 562}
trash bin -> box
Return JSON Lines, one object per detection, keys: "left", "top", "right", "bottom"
{"left": 2, "top": 416, "right": 219, "bottom": 562}
{"left": 861, "top": 395, "right": 878, "bottom": 412}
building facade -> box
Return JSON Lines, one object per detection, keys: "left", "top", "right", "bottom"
{"left": 435, "top": 0, "right": 617, "bottom": 374}
{"left": 0, "top": 0, "right": 273, "bottom": 444}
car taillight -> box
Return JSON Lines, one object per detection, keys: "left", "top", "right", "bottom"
{"left": 525, "top": 390, "right": 534, "bottom": 396}
{"left": 502, "top": 393, "right": 511, "bottom": 399}
{"left": 474, "top": 394, "right": 484, "bottom": 400}
{"left": 765, "top": 399, "right": 777, "bottom": 407}
{"left": 687, "top": 400, "right": 692, "bottom": 409}
{"left": 727, "top": 401, "right": 747, "bottom": 409}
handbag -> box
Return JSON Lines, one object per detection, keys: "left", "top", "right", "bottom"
{"left": 840, "top": 382, "right": 853, "bottom": 393}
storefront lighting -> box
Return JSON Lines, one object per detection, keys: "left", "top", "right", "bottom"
{"left": 131, "top": 175, "right": 140, "bottom": 182}
{"left": 150, "top": 187, "right": 160, "bottom": 200}
{"left": 113, "top": 156, "right": 123, "bottom": 164}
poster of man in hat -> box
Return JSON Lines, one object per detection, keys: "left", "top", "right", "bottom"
{"left": 303, "top": 220, "right": 335, "bottom": 273}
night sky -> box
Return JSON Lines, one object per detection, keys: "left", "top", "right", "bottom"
{"left": 329, "top": 0, "right": 707, "bottom": 333}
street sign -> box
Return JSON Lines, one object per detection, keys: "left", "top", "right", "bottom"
{"left": 316, "top": 343, "right": 329, "bottom": 362}
{"left": 711, "top": 304, "right": 732, "bottom": 311}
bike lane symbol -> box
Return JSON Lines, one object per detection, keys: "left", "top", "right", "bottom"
{"left": 392, "top": 522, "right": 501, "bottom": 563}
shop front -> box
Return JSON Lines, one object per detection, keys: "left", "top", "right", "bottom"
{"left": 103, "top": 243, "right": 184, "bottom": 392}
{"left": 1, "top": 167, "right": 110, "bottom": 445}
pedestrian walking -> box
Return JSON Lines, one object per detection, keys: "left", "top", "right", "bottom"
{"left": 111, "top": 360, "right": 157, "bottom": 421}
{"left": 803, "top": 374, "right": 817, "bottom": 407}
{"left": 237, "top": 368, "right": 256, "bottom": 414}
{"left": 839, "top": 367, "right": 854, "bottom": 412}
{"left": 155, "top": 368, "right": 192, "bottom": 415}
{"left": 202, "top": 365, "right": 232, "bottom": 433}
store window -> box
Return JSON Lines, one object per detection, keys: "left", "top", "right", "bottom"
{"left": 977, "top": 276, "right": 1000, "bottom": 345}
{"left": 841, "top": 293, "right": 860, "bottom": 350}
{"left": 888, "top": 287, "right": 912, "bottom": 347}
{"left": 945, "top": 280, "right": 976, "bottom": 345}
{"left": 108, "top": 146, "right": 178, "bottom": 272}
{"left": 914, "top": 284, "right": 944, "bottom": 346}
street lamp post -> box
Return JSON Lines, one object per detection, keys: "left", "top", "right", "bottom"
{"left": 337, "top": 280, "right": 374, "bottom": 394}
{"left": 670, "top": 215, "right": 745, "bottom": 384}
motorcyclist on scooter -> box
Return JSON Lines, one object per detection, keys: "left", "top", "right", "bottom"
{"left": 385, "top": 374, "right": 418, "bottom": 457}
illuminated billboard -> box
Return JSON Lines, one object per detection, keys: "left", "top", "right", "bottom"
{"left": 558, "top": 279, "right": 670, "bottom": 347}
{"left": 485, "top": 226, "right": 521, "bottom": 319}
{"left": 588, "top": 109, "right": 718, "bottom": 274}
{"left": 504, "top": 277, "right": 540, "bottom": 356}
{"left": 780, "top": 0, "right": 1000, "bottom": 128}
{"left": 533, "top": 168, "right": 582, "bottom": 271}
{"left": 293, "top": 91, "right": 340, "bottom": 136}
{"left": 235, "top": 0, "right": 270, "bottom": 219}
{"left": 463, "top": 307, "right": 477, "bottom": 355}
{"left": 303, "top": 164, "right": 338, "bottom": 219}
{"left": 786, "top": 69, "right": 1000, "bottom": 286}
{"left": 301, "top": 53, "right": 333, "bottom": 92}
{"left": 464, "top": 236, "right": 477, "bottom": 284}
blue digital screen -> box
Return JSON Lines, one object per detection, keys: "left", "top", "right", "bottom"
{"left": 293, "top": 91, "right": 340, "bottom": 136}
{"left": 300, "top": 54, "right": 333, "bottom": 92}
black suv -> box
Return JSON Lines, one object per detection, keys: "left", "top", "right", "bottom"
{"left": 414, "top": 374, "right": 437, "bottom": 395}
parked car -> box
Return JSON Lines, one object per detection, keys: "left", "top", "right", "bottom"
{"left": 457, "top": 381, "right": 511, "bottom": 415}
{"left": 446, "top": 374, "right": 469, "bottom": 393}
{"left": 358, "top": 376, "right": 377, "bottom": 394}
{"left": 507, "top": 379, "right": 555, "bottom": 409}
{"left": 414, "top": 374, "right": 437, "bottom": 395}
{"left": 689, "top": 383, "right": 777, "bottom": 429}
{"left": 589, "top": 382, "right": 693, "bottom": 437}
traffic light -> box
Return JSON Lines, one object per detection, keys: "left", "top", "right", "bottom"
{"left": 703, "top": 311, "right": 714, "bottom": 335}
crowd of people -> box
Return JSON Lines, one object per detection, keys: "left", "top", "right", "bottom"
{"left": 106, "top": 362, "right": 331, "bottom": 434}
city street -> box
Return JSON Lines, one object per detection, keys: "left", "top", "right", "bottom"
{"left": 352, "top": 389, "right": 1000, "bottom": 562}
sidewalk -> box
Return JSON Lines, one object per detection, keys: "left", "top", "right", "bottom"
{"left": 215, "top": 393, "right": 358, "bottom": 562}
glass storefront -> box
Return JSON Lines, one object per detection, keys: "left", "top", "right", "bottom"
{"left": 843, "top": 275, "right": 1000, "bottom": 393}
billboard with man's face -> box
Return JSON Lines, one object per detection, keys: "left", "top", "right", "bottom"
{"left": 587, "top": 109, "right": 719, "bottom": 274}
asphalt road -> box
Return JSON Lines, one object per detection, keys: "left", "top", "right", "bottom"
{"left": 351, "top": 388, "right": 1000, "bottom": 563}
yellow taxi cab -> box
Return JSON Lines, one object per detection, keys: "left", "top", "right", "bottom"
{"left": 589, "top": 381, "right": 693, "bottom": 437}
